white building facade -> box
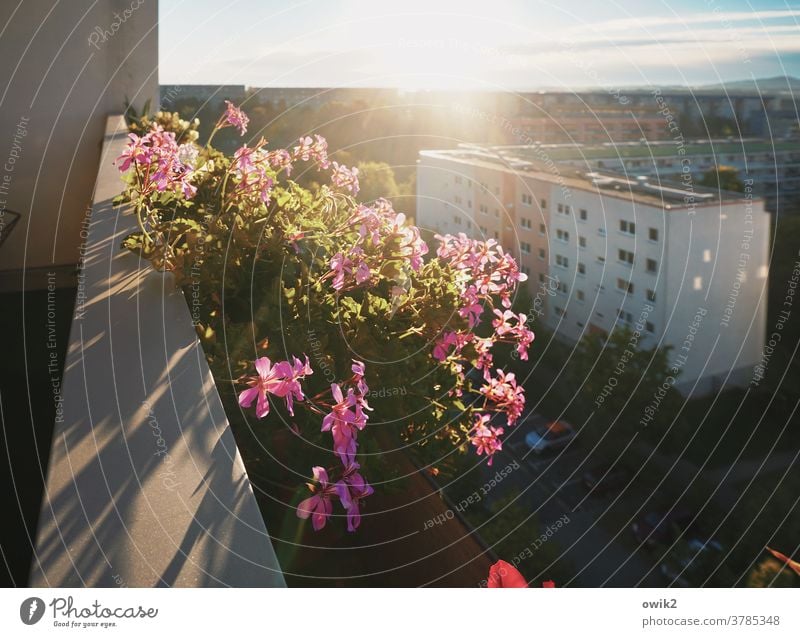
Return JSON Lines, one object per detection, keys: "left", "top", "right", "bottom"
{"left": 417, "top": 149, "right": 770, "bottom": 395}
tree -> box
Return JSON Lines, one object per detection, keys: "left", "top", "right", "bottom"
{"left": 355, "top": 161, "right": 400, "bottom": 203}
{"left": 698, "top": 166, "right": 745, "bottom": 193}
{"left": 568, "top": 327, "right": 677, "bottom": 451}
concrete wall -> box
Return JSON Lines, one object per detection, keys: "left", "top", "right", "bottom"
{"left": 665, "top": 198, "right": 770, "bottom": 394}
{"left": 0, "top": 0, "right": 158, "bottom": 288}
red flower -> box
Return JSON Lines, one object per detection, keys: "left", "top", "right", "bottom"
{"left": 487, "top": 560, "right": 528, "bottom": 588}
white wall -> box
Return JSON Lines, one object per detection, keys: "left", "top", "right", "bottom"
{"left": 664, "top": 197, "right": 770, "bottom": 393}
{"left": 0, "top": 0, "right": 158, "bottom": 287}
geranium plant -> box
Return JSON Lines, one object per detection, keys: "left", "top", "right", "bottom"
{"left": 115, "top": 102, "right": 534, "bottom": 533}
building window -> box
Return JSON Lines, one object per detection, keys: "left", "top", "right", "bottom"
{"left": 521, "top": 265, "right": 531, "bottom": 276}
{"left": 693, "top": 276, "right": 702, "bottom": 290}
{"left": 579, "top": 208, "right": 587, "bottom": 221}
{"left": 495, "top": 186, "right": 500, "bottom": 195}
{"left": 557, "top": 203, "right": 563, "bottom": 213}
{"left": 521, "top": 193, "right": 533, "bottom": 205}
{"left": 617, "top": 309, "right": 633, "bottom": 324}
{"left": 598, "top": 227, "right": 607, "bottom": 237}
{"left": 454, "top": 195, "right": 463, "bottom": 205}
{"left": 555, "top": 254, "right": 569, "bottom": 268}
{"left": 576, "top": 289, "right": 585, "bottom": 302}
{"left": 647, "top": 289, "right": 656, "bottom": 302}
{"left": 541, "top": 198, "right": 547, "bottom": 209}
{"left": 618, "top": 249, "right": 634, "bottom": 265}
{"left": 494, "top": 209, "right": 500, "bottom": 218}
{"left": 479, "top": 225, "right": 488, "bottom": 234}
{"left": 467, "top": 221, "right": 472, "bottom": 229}
{"left": 539, "top": 223, "right": 546, "bottom": 235}
{"left": 520, "top": 241, "right": 532, "bottom": 255}
{"left": 620, "top": 220, "right": 635, "bottom": 235}
{"left": 555, "top": 306, "right": 566, "bottom": 317}
{"left": 479, "top": 203, "right": 489, "bottom": 214}
{"left": 646, "top": 321, "right": 655, "bottom": 333}
{"left": 454, "top": 175, "right": 463, "bottom": 185}
{"left": 647, "top": 258, "right": 658, "bottom": 273}
{"left": 494, "top": 231, "right": 499, "bottom": 240}
{"left": 579, "top": 236, "right": 586, "bottom": 248}
{"left": 597, "top": 255, "right": 606, "bottom": 263}
{"left": 467, "top": 200, "right": 472, "bottom": 208}
{"left": 520, "top": 217, "right": 532, "bottom": 229}
{"left": 557, "top": 282, "right": 568, "bottom": 294}
{"left": 578, "top": 262, "right": 586, "bottom": 275}
{"left": 556, "top": 229, "right": 569, "bottom": 242}
{"left": 649, "top": 227, "right": 658, "bottom": 241}
{"left": 538, "top": 273, "right": 545, "bottom": 283}
{"left": 538, "top": 248, "right": 546, "bottom": 260}
{"left": 617, "top": 278, "right": 634, "bottom": 293}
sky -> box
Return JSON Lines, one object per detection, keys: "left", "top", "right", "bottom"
{"left": 158, "top": 0, "right": 800, "bottom": 90}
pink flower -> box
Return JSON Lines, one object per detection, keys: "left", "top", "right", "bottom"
{"left": 480, "top": 369, "right": 525, "bottom": 425}
{"left": 330, "top": 161, "right": 359, "bottom": 194}
{"left": 292, "top": 135, "right": 330, "bottom": 169}
{"left": 231, "top": 144, "right": 274, "bottom": 204}
{"left": 116, "top": 126, "right": 195, "bottom": 199}
{"left": 492, "top": 309, "right": 535, "bottom": 360}
{"left": 487, "top": 560, "right": 528, "bottom": 588}
{"left": 335, "top": 462, "right": 374, "bottom": 532}
{"left": 329, "top": 252, "right": 352, "bottom": 291}
{"left": 223, "top": 100, "right": 249, "bottom": 135}
{"left": 322, "top": 383, "right": 368, "bottom": 465}
{"left": 470, "top": 414, "right": 504, "bottom": 465}
{"left": 432, "top": 331, "right": 472, "bottom": 362}
{"left": 238, "top": 355, "right": 312, "bottom": 418}
{"left": 297, "top": 467, "right": 337, "bottom": 531}
{"left": 351, "top": 360, "right": 369, "bottom": 395}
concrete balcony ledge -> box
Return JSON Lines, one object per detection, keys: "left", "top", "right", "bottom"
{"left": 30, "top": 116, "right": 285, "bottom": 587}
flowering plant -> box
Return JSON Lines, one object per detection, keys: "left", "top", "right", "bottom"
{"left": 115, "top": 103, "right": 534, "bottom": 533}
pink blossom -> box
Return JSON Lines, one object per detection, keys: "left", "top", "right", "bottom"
{"left": 432, "top": 331, "right": 472, "bottom": 362}
{"left": 330, "top": 161, "right": 359, "bottom": 194}
{"left": 492, "top": 309, "right": 535, "bottom": 360}
{"left": 480, "top": 369, "right": 526, "bottom": 425}
{"left": 296, "top": 467, "right": 337, "bottom": 531}
{"left": 335, "top": 462, "right": 374, "bottom": 532}
{"left": 116, "top": 126, "right": 195, "bottom": 199}
{"left": 351, "top": 360, "right": 369, "bottom": 396}
{"left": 329, "top": 252, "right": 352, "bottom": 291}
{"left": 470, "top": 414, "right": 504, "bottom": 465}
{"left": 238, "top": 355, "right": 312, "bottom": 418}
{"left": 231, "top": 144, "right": 274, "bottom": 204}
{"left": 292, "top": 134, "right": 330, "bottom": 169}
{"left": 223, "top": 100, "right": 249, "bottom": 135}
{"left": 322, "top": 383, "right": 368, "bottom": 465}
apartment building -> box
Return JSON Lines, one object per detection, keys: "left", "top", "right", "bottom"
{"left": 417, "top": 148, "right": 770, "bottom": 395}
{"left": 490, "top": 141, "right": 800, "bottom": 213}
{"left": 504, "top": 111, "right": 669, "bottom": 144}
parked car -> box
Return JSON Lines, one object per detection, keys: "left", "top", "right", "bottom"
{"left": 660, "top": 538, "right": 724, "bottom": 586}
{"left": 631, "top": 509, "right": 694, "bottom": 548}
{"left": 524, "top": 420, "right": 576, "bottom": 454}
{"left": 582, "top": 463, "right": 631, "bottom": 495}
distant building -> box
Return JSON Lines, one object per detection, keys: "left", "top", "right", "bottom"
{"left": 487, "top": 140, "right": 800, "bottom": 213}
{"left": 159, "top": 84, "right": 247, "bottom": 110}
{"left": 417, "top": 146, "right": 770, "bottom": 395}
{"left": 502, "top": 111, "right": 669, "bottom": 144}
